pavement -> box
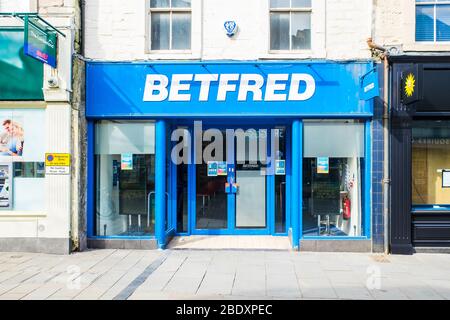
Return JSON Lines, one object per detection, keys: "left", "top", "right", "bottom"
{"left": 0, "top": 249, "right": 450, "bottom": 300}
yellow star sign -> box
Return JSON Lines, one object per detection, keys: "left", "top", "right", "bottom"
{"left": 405, "top": 73, "right": 415, "bottom": 98}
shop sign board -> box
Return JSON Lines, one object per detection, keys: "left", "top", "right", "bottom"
{"left": 401, "top": 65, "right": 420, "bottom": 105}
{"left": 360, "top": 69, "right": 379, "bottom": 100}
{"left": 24, "top": 17, "right": 57, "bottom": 68}
{"left": 86, "top": 62, "right": 373, "bottom": 117}
{"left": 45, "top": 153, "right": 70, "bottom": 175}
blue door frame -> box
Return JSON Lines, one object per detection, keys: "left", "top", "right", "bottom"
{"left": 169, "top": 121, "right": 291, "bottom": 237}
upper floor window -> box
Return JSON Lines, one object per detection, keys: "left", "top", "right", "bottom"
{"left": 149, "top": 0, "right": 191, "bottom": 51}
{"left": 416, "top": 0, "right": 450, "bottom": 42}
{"left": 270, "top": 0, "right": 311, "bottom": 51}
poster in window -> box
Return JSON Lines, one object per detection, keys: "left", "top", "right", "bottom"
{"left": 0, "top": 116, "right": 24, "bottom": 158}
{"left": 275, "top": 159, "right": 286, "bottom": 175}
{"left": 317, "top": 157, "right": 329, "bottom": 174}
{"left": 121, "top": 153, "right": 133, "bottom": 170}
{"left": 0, "top": 109, "right": 45, "bottom": 162}
{"left": 0, "top": 164, "right": 11, "bottom": 209}
{"left": 207, "top": 161, "right": 218, "bottom": 176}
{"left": 217, "top": 161, "right": 227, "bottom": 176}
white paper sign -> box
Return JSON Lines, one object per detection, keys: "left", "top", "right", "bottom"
{"left": 443, "top": 170, "right": 450, "bottom": 188}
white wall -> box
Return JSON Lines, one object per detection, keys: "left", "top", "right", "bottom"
{"left": 375, "top": 0, "right": 450, "bottom": 53}
{"left": 0, "top": 0, "right": 34, "bottom": 12}
{"left": 85, "top": 0, "right": 372, "bottom": 61}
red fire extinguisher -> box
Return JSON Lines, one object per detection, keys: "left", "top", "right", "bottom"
{"left": 343, "top": 196, "right": 351, "bottom": 220}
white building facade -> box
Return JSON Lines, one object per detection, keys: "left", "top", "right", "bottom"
{"left": 85, "top": 0, "right": 372, "bottom": 61}
{"left": 83, "top": 0, "right": 386, "bottom": 253}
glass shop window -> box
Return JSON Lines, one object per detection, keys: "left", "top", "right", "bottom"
{"left": 95, "top": 121, "right": 156, "bottom": 237}
{"left": 270, "top": 0, "right": 312, "bottom": 50}
{"left": 303, "top": 120, "right": 365, "bottom": 237}
{"left": 412, "top": 120, "right": 450, "bottom": 207}
{"left": 149, "top": 0, "right": 192, "bottom": 50}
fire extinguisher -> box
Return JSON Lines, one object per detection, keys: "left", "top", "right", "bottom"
{"left": 343, "top": 196, "right": 351, "bottom": 220}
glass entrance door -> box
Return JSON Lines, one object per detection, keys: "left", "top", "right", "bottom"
{"left": 192, "top": 127, "right": 275, "bottom": 234}
{"left": 195, "top": 129, "right": 228, "bottom": 229}
{"left": 235, "top": 129, "right": 268, "bottom": 229}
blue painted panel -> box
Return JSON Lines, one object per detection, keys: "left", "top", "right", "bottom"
{"left": 86, "top": 61, "right": 373, "bottom": 118}
{"left": 291, "top": 120, "right": 301, "bottom": 249}
{"left": 155, "top": 120, "right": 167, "bottom": 248}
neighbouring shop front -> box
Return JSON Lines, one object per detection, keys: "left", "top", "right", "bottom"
{"left": 86, "top": 61, "right": 375, "bottom": 251}
{"left": 390, "top": 56, "right": 450, "bottom": 254}
{"left": 0, "top": 14, "right": 74, "bottom": 254}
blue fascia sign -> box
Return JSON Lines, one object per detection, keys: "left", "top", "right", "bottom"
{"left": 86, "top": 61, "right": 373, "bottom": 118}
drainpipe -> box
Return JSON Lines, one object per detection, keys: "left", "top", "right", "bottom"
{"left": 367, "top": 38, "right": 390, "bottom": 255}
{"left": 80, "top": 0, "right": 85, "bottom": 56}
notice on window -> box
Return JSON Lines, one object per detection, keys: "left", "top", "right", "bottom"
{"left": 317, "top": 157, "right": 329, "bottom": 174}
{"left": 207, "top": 161, "right": 218, "bottom": 176}
{"left": 45, "top": 153, "right": 70, "bottom": 175}
{"left": 121, "top": 153, "right": 133, "bottom": 170}
{"left": 275, "top": 160, "right": 286, "bottom": 175}
{"left": 443, "top": 170, "right": 450, "bottom": 188}
{"left": 217, "top": 161, "right": 227, "bottom": 176}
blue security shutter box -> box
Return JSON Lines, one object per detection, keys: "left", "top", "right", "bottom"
{"left": 0, "top": 28, "right": 44, "bottom": 100}
{"left": 416, "top": 4, "right": 434, "bottom": 41}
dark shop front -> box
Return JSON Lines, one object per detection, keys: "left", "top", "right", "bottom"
{"left": 390, "top": 56, "right": 450, "bottom": 254}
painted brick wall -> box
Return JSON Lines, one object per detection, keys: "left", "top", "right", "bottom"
{"left": 375, "top": 0, "right": 450, "bottom": 53}
{"left": 84, "top": 0, "right": 372, "bottom": 61}
{"left": 325, "top": 0, "right": 372, "bottom": 59}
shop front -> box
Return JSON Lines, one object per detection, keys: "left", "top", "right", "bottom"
{"left": 86, "top": 61, "right": 375, "bottom": 251}
{"left": 0, "top": 25, "right": 72, "bottom": 254}
{"left": 390, "top": 56, "right": 450, "bottom": 254}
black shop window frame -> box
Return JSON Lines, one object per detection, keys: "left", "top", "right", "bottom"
{"left": 411, "top": 116, "right": 450, "bottom": 213}
{"left": 414, "top": 63, "right": 450, "bottom": 115}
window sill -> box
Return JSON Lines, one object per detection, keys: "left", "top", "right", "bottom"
{"left": 404, "top": 42, "right": 450, "bottom": 52}
{"left": 0, "top": 211, "right": 46, "bottom": 217}
{"left": 259, "top": 50, "right": 323, "bottom": 60}
{"left": 412, "top": 205, "right": 450, "bottom": 212}
{"left": 144, "top": 51, "right": 200, "bottom": 60}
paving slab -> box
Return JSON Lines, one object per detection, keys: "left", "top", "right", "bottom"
{"left": 0, "top": 249, "right": 449, "bottom": 300}
{"left": 196, "top": 272, "right": 235, "bottom": 296}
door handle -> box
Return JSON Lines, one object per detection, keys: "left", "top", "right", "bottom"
{"left": 147, "top": 191, "right": 155, "bottom": 227}
{"left": 147, "top": 191, "right": 170, "bottom": 227}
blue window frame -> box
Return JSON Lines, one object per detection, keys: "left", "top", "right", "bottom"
{"left": 416, "top": 0, "right": 450, "bottom": 42}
